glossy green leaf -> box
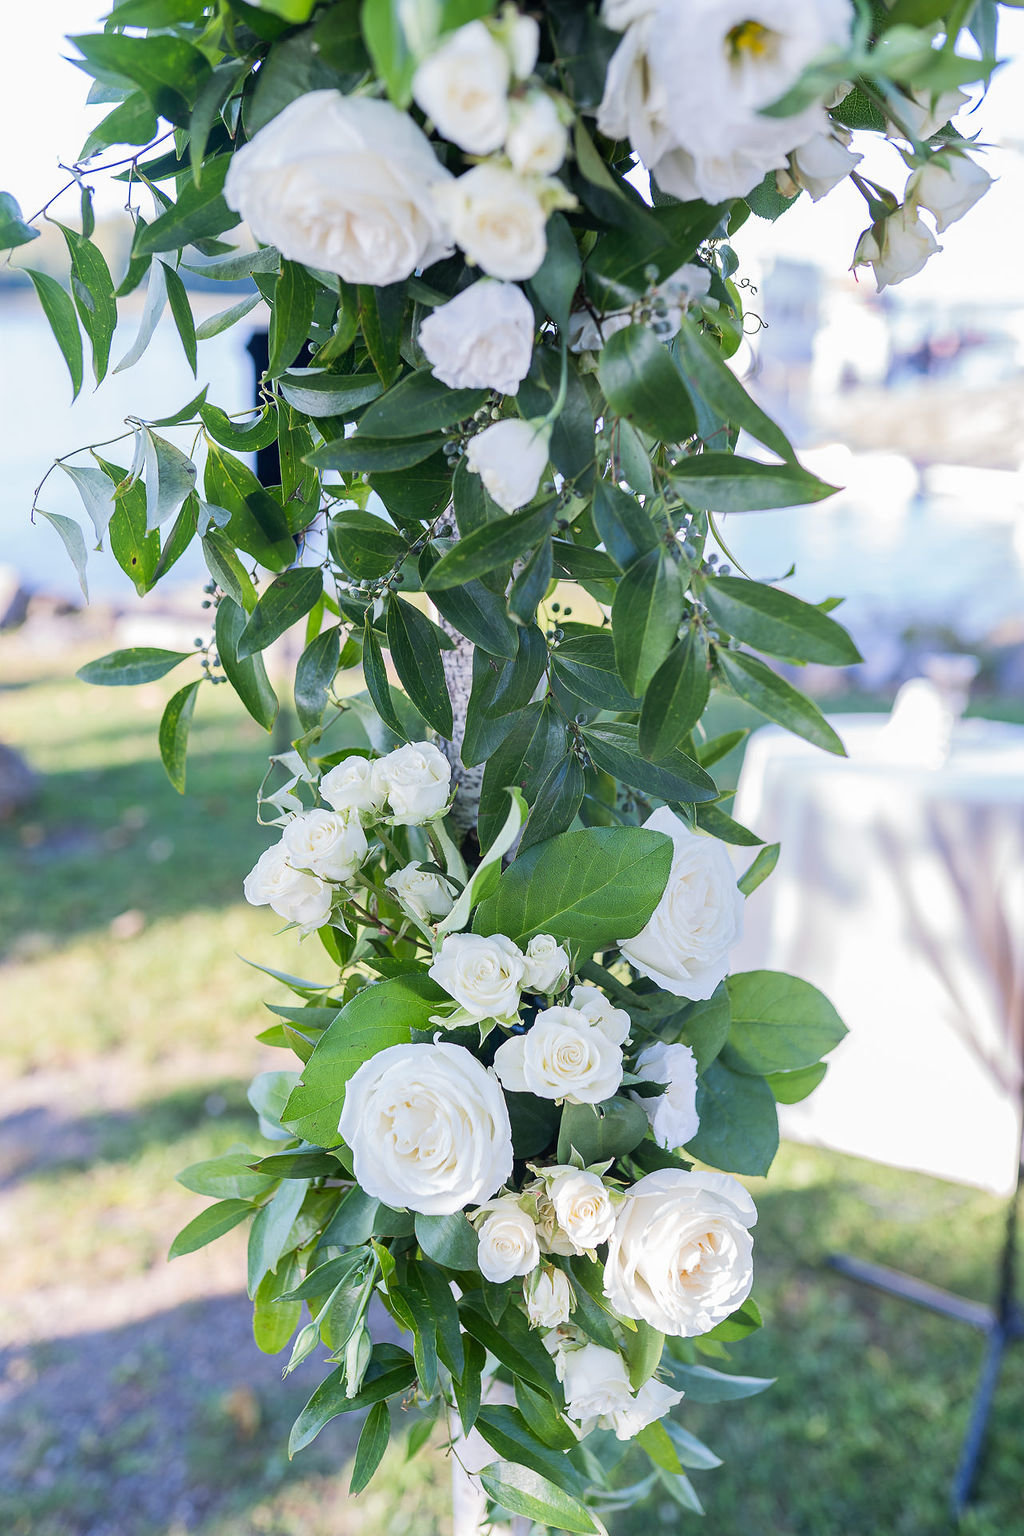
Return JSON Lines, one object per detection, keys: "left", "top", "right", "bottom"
{"left": 694, "top": 800, "right": 762, "bottom": 845}
{"left": 169, "top": 1198, "right": 252, "bottom": 1258}
{"left": 716, "top": 649, "right": 846, "bottom": 755}
{"left": 674, "top": 319, "right": 794, "bottom": 461}
{"left": 385, "top": 595, "right": 454, "bottom": 737}
{"left": 724, "top": 970, "right": 846, "bottom": 1075}
{"left": 0, "top": 191, "right": 40, "bottom": 249}
{"left": 57, "top": 224, "right": 117, "bottom": 385}
{"left": 701, "top": 576, "right": 861, "bottom": 665}
{"left": 70, "top": 29, "right": 212, "bottom": 125}
{"left": 142, "top": 428, "right": 197, "bottom": 531}
{"left": 77, "top": 647, "right": 191, "bottom": 686}
{"left": 237, "top": 567, "right": 323, "bottom": 660}
{"left": 199, "top": 403, "right": 279, "bottom": 451}
{"left": 195, "top": 291, "right": 262, "bottom": 341}
{"left": 528, "top": 212, "right": 581, "bottom": 333}
{"left": 665, "top": 1361, "right": 775, "bottom": 1403}
{"left": 612, "top": 549, "right": 686, "bottom": 695}
{"left": 688, "top": 1059, "right": 779, "bottom": 1176}
{"left": 508, "top": 536, "right": 553, "bottom": 626}
{"left": 424, "top": 503, "right": 556, "bottom": 590}
{"left": 582, "top": 721, "right": 716, "bottom": 804}
{"left": 476, "top": 1407, "right": 585, "bottom": 1495}
{"left": 308, "top": 434, "right": 443, "bottom": 473}
{"left": 477, "top": 701, "right": 566, "bottom": 851}
{"left": 133, "top": 157, "right": 239, "bottom": 253}
{"left": 177, "top": 1151, "right": 271, "bottom": 1201}
{"left": 350, "top": 1400, "right": 391, "bottom": 1495}
{"left": 268, "top": 259, "right": 316, "bottom": 376}
{"left": 202, "top": 528, "right": 258, "bottom": 612}
{"left": 662, "top": 1419, "right": 724, "bottom": 1470}
{"left": 557, "top": 1097, "right": 648, "bottom": 1164}
{"left": 361, "top": 617, "right": 407, "bottom": 739}
{"left": 203, "top": 442, "right": 296, "bottom": 570}
{"left": 215, "top": 595, "right": 279, "bottom": 730}
{"left": 667, "top": 453, "right": 837, "bottom": 513}
{"left": 25, "top": 269, "right": 84, "bottom": 398}
{"left": 478, "top": 1463, "right": 597, "bottom": 1535}
{"left": 360, "top": 280, "right": 406, "bottom": 384}
{"left": 288, "top": 1345, "right": 417, "bottom": 1455}
{"left": 360, "top": 368, "right": 488, "bottom": 438}
{"left": 552, "top": 633, "right": 640, "bottom": 712}
{"left": 599, "top": 323, "right": 697, "bottom": 444}
{"left": 294, "top": 624, "right": 340, "bottom": 731}
{"left": 738, "top": 842, "right": 780, "bottom": 896}
{"left": 328, "top": 509, "right": 408, "bottom": 580}
{"left": 765, "top": 1061, "right": 828, "bottom": 1103}
{"left": 429, "top": 575, "right": 519, "bottom": 661}
{"left": 361, "top": 0, "right": 416, "bottom": 104}
{"left": 519, "top": 753, "right": 585, "bottom": 853}
{"left": 458, "top": 1303, "right": 560, "bottom": 1399}
{"left": 639, "top": 630, "right": 710, "bottom": 760}
{"left": 591, "top": 479, "right": 659, "bottom": 570}
{"left": 159, "top": 679, "right": 201, "bottom": 793}
{"left": 279, "top": 369, "right": 383, "bottom": 417}
{"left": 162, "top": 260, "right": 198, "bottom": 374}
{"left": 414, "top": 1212, "right": 478, "bottom": 1271}
{"left": 253, "top": 1253, "right": 303, "bottom": 1355}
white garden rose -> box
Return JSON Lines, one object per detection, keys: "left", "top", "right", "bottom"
{"left": 632, "top": 1041, "right": 700, "bottom": 1149}
{"left": 385, "top": 862, "right": 454, "bottom": 923}
{"left": 604, "top": 1169, "right": 757, "bottom": 1335}
{"left": 465, "top": 417, "right": 551, "bottom": 512}
{"left": 853, "top": 204, "right": 941, "bottom": 293}
{"left": 223, "top": 91, "right": 452, "bottom": 285}
{"left": 546, "top": 1167, "right": 616, "bottom": 1254}
{"left": 338, "top": 1041, "right": 514, "bottom": 1214}
{"left": 506, "top": 92, "right": 570, "bottom": 177}
{"left": 281, "top": 807, "right": 367, "bottom": 882}
{"left": 568, "top": 985, "right": 631, "bottom": 1046}
{"left": 492, "top": 1005, "right": 623, "bottom": 1105}
{"left": 372, "top": 741, "right": 452, "bottom": 825}
{"left": 905, "top": 153, "right": 992, "bottom": 234}
{"left": 525, "top": 1266, "right": 574, "bottom": 1328}
{"left": 618, "top": 807, "right": 743, "bottom": 1001}
{"left": 892, "top": 86, "right": 970, "bottom": 141}
{"left": 609, "top": 1376, "right": 685, "bottom": 1440}
{"left": 473, "top": 1197, "right": 541, "bottom": 1282}
{"left": 418, "top": 280, "right": 535, "bottom": 396}
{"left": 319, "top": 756, "right": 386, "bottom": 819}
{"left": 429, "top": 932, "right": 526, "bottom": 1024}
{"left": 521, "top": 934, "right": 570, "bottom": 995}
{"left": 412, "top": 20, "right": 510, "bottom": 155}
{"left": 435, "top": 163, "right": 551, "bottom": 280}
{"left": 777, "top": 129, "right": 861, "bottom": 202}
{"left": 243, "top": 843, "right": 333, "bottom": 932}
{"left": 561, "top": 1343, "right": 679, "bottom": 1439}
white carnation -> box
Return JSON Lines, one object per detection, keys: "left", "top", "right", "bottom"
{"left": 465, "top": 417, "right": 551, "bottom": 512}
{"left": 385, "top": 862, "right": 454, "bottom": 923}
{"left": 633, "top": 1041, "right": 700, "bottom": 1149}
{"left": 418, "top": 280, "right": 535, "bottom": 396}
{"left": 521, "top": 934, "right": 570, "bottom": 995}
{"left": 492, "top": 1005, "right": 623, "bottom": 1105}
{"left": 372, "top": 741, "right": 452, "bottom": 825}
{"left": 281, "top": 807, "right": 367, "bottom": 882}
{"left": 429, "top": 931, "right": 526, "bottom": 1025}
{"left": 412, "top": 20, "right": 510, "bottom": 155}
{"left": 319, "top": 756, "right": 386, "bottom": 819}
{"left": 474, "top": 1197, "right": 541, "bottom": 1282}
{"left": 435, "top": 162, "right": 550, "bottom": 281}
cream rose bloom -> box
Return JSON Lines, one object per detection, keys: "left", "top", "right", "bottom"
{"left": 777, "top": 129, "right": 861, "bottom": 202}
{"left": 906, "top": 153, "right": 991, "bottom": 234}
{"left": 243, "top": 843, "right": 333, "bottom": 932}
{"left": 372, "top": 741, "right": 452, "bottom": 825}
{"left": 546, "top": 1167, "right": 616, "bottom": 1254}
{"left": 853, "top": 205, "right": 941, "bottom": 293}
{"left": 611, "top": 1377, "right": 685, "bottom": 1439}
{"left": 506, "top": 91, "right": 569, "bottom": 177}
{"left": 560, "top": 1343, "right": 683, "bottom": 1439}
{"left": 412, "top": 20, "right": 511, "bottom": 155}
{"left": 429, "top": 932, "right": 526, "bottom": 1024}
{"left": 604, "top": 1169, "right": 757, "bottom": 1335}
{"left": 435, "top": 163, "right": 550, "bottom": 281}
{"left": 492, "top": 1005, "right": 623, "bottom": 1105}
{"left": 465, "top": 417, "right": 551, "bottom": 512}
{"left": 281, "top": 807, "right": 367, "bottom": 882}
{"left": 338, "top": 1041, "right": 513, "bottom": 1214}
{"left": 319, "top": 756, "right": 386, "bottom": 820}
{"left": 618, "top": 807, "right": 743, "bottom": 1001}
{"left": 525, "top": 1266, "right": 574, "bottom": 1328}
{"left": 473, "top": 1197, "right": 541, "bottom": 1282}
{"left": 632, "top": 1041, "right": 700, "bottom": 1149}
{"left": 385, "top": 862, "right": 454, "bottom": 923}
{"left": 418, "top": 280, "right": 535, "bottom": 396}
{"left": 522, "top": 934, "right": 571, "bottom": 995}
{"left": 223, "top": 92, "right": 452, "bottom": 285}
{"left": 568, "top": 985, "right": 631, "bottom": 1046}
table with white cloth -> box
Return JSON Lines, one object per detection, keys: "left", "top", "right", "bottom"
{"left": 731, "top": 714, "right": 1024, "bottom": 1196}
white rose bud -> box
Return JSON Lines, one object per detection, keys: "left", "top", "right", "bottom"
{"left": 619, "top": 806, "right": 743, "bottom": 1001}
{"left": 412, "top": 20, "right": 510, "bottom": 155}
{"left": 223, "top": 92, "right": 452, "bottom": 286}
{"left": 465, "top": 417, "right": 551, "bottom": 513}
{"left": 492, "top": 1005, "right": 623, "bottom": 1105}
{"left": 905, "top": 152, "right": 991, "bottom": 234}
{"left": 632, "top": 1041, "right": 700, "bottom": 1150}
{"left": 506, "top": 9, "right": 540, "bottom": 78}
{"left": 282, "top": 807, "right": 368, "bottom": 882}
{"left": 521, "top": 934, "right": 570, "bottom": 995}
{"left": 891, "top": 86, "right": 970, "bottom": 141}
{"left": 372, "top": 741, "right": 452, "bottom": 825}
{"left": 418, "top": 280, "right": 535, "bottom": 396}
{"left": 568, "top": 985, "right": 631, "bottom": 1046}
{"left": 524, "top": 1267, "right": 574, "bottom": 1328}
{"left": 338, "top": 1041, "right": 514, "bottom": 1214}
{"left": 319, "top": 756, "right": 386, "bottom": 820}
{"left": 853, "top": 204, "right": 941, "bottom": 294}
{"left": 604, "top": 1169, "right": 757, "bottom": 1336}
{"left": 560, "top": 1343, "right": 635, "bottom": 1434}
{"left": 385, "top": 862, "right": 454, "bottom": 923}
{"left": 474, "top": 1197, "right": 541, "bottom": 1282}
{"left": 429, "top": 932, "right": 526, "bottom": 1025}
{"left": 506, "top": 91, "right": 569, "bottom": 177}
{"left": 435, "top": 162, "right": 550, "bottom": 280}
{"left": 243, "top": 842, "right": 334, "bottom": 933}
{"left": 547, "top": 1167, "right": 616, "bottom": 1254}
{"left": 609, "top": 1376, "right": 685, "bottom": 1441}
{"left": 778, "top": 130, "right": 861, "bottom": 202}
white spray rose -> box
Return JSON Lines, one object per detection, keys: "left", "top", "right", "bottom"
{"left": 521, "top": 934, "right": 571, "bottom": 995}
{"left": 618, "top": 807, "right": 743, "bottom": 1001}
{"left": 243, "top": 843, "right": 333, "bottom": 932}
{"left": 223, "top": 91, "right": 452, "bottom": 285}
{"left": 319, "top": 756, "right": 386, "bottom": 820}
{"left": 632, "top": 1041, "right": 700, "bottom": 1149}
{"left": 610, "top": 1376, "right": 685, "bottom": 1440}
{"left": 372, "top": 741, "right": 452, "bottom": 825}
{"left": 418, "top": 280, "right": 535, "bottom": 396}
{"left": 568, "top": 985, "right": 631, "bottom": 1046}
{"left": 853, "top": 204, "right": 941, "bottom": 293}
{"left": 604, "top": 1169, "right": 757, "bottom": 1335}
{"left": 429, "top": 931, "right": 526, "bottom": 1024}
{"left": 906, "top": 153, "right": 991, "bottom": 234}
{"left": 281, "top": 807, "right": 367, "bottom": 882}
{"left": 492, "top": 1005, "right": 624, "bottom": 1105}
{"left": 412, "top": 20, "right": 511, "bottom": 154}
{"left": 892, "top": 86, "right": 970, "bottom": 141}
{"left": 385, "top": 862, "right": 454, "bottom": 923}
{"left": 561, "top": 1343, "right": 679, "bottom": 1440}
{"left": 435, "top": 162, "right": 552, "bottom": 280}
{"left": 777, "top": 129, "right": 861, "bottom": 202}
{"left": 338, "top": 1041, "right": 514, "bottom": 1214}
{"left": 546, "top": 1167, "right": 616, "bottom": 1254}
{"left": 506, "top": 91, "right": 570, "bottom": 176}
{"left": 473, "top": 1197, "right": 541, "bottom": 1282}
{"left": 525, "top": 1267, "right": 574, "bottom": 1328}
{"left": 465, "top": 417, "right": 551, "bottom": 512}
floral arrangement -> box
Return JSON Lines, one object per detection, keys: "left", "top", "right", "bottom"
{"left": 5, "top": 0, "right": 1005, "bottom": 1525}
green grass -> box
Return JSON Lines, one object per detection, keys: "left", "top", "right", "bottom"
{"left": 2, "top": 634, "right": 1022, "bottom": 1535}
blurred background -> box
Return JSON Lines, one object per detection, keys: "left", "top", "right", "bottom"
{"left": 2, "top": 5, "right": 1024, "bottom": 1534}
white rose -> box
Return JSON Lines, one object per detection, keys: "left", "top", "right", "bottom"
{"left": 609, "top": 1376, "right": 684, "bottom": 1440}
{"left": 568, "top": 985, "right": 631, "bottom": 1046}
{"left": 632, "top": 1041, "right": 700, "bottom": 1150}
{"left": 474, "top": 1197, "right": 541, "bottom": 1282}
{"left": 602, "top": 0, "right": 659, "bottom": 28}
{"left": 777, "top": 129, "right": 861, "bottom": 202}
{"left": 521, "top": 934, "right": 570, "bottom": 995}
{"left": 618, "top": 806, "right": 743, "bottom": 1002}
{"left": 492, "top": 1005, "right": 623, "bottom": 1105}
{"left": 418, "top": 280, "right": 535, "bottom": 396}
{"left": 604, "top": 1168, "right": 757, "bottom": 1335}
{"left": 412, "top": 20, "right": 510, "bottom": 155}
{"left": 892, "top": 86, "right": 970, "bottom": 141}
{"left": 906, "top": 153, "right": 991, "bottom": 234}
{"left": 506, "top": 92, "right": 570, "bottom": 177}
{"left": 435, "top": 163, "right": 550, "bottom": 281}
{"left": 465, "top": 417, "right": 551, "bottom": 512}
{"left": 282, "top": 807, "right": 367, "bottom": 882}
{"left": 547, "top": 1167, "right": 616, "bottom": 1254}
{"left": 429, "top": 932, "right": 526, "bottom": 1024}
{"left": 243, "top": 841, "right": 334, "bottom": 932}
{"left": 525, "top": 1267, "right": 574, "bottom": 1328}
{"left": 319, "top": 756, "right": 386, "bottom": 819}
{"left": 338, "top": 1040, "right": 514, "bottom": 1214}
{"left": 373, "top": 741, "right": 452, "bottom": 825}
{"left": 385, "top": 862, "right": 454, "bottom": 923}
{"left": 561, "top": 1343, "right": 635, "bottom": 1434}
{"left": 853, "top": 204, "right": 941, "bottom": 294}
{"left": 223, "top": 91, "right": 452, "bottom": 286}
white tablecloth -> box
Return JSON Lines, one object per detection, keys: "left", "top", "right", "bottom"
{"left": 732, "top": 716, "right": 1024, "bottom": 1194}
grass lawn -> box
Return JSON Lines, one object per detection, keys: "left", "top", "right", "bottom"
{"left": 1, "top": 621, "right": 1022, "bottom": 1535}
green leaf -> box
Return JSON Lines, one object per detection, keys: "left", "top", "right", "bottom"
{"left": 177, "top": 1151, "right": 271, "bottom": 1200}
{"left": 57, "top": 224, "right": 117, "bottom": 385}
{"left": 281, "top": 975, "right": 445, "bottom": 1147}
{"left": 320, "top": 1188, "right": 380, "bottom": 1248}
{"left": 458, "top": 1303, "right": 560, "bottom": 1399}
{"left": 557, "top": 1097, "right": 648, "bottom": 1164}
{"left": 159, "top": 679, "right": 201, "bottom": 793}
{"left": 551, "top": 633, "right": 640, "bottom": 712}
{"left": 288, "top": 1346, "right": 417, "bottom": 1454}
{"left": 662, "top": 1419, "right": 723, "bottom": 1470}
{"left": 35, "top": 511, "right": 89, "bottom": 600}
{"left": 716, "top": 649, "right": 846, "bottom": 756}
{"left": 133, "top": 157, "right": 239, "bottom": 253}
{"left": 203, "top": 529, "right": 258, "bottom": 612}
{"left": 475, "top": 825, "right": 673, "bottom": 947}
{"left": 279, "top": 369, "right": 383, "bottom": 417}
{"left": 203, "top": 442, "right": 296, "bottom": 570}
{"left": 268, "top": 259, "right": 316, "bottom": 376}
{"left": 195, "top": 292, "right": 263, "bottom": 341}
{"left": 436, "top": 786, "right": 526, "bottom": 937}
{"left": 612, "top": 549, "right": 685, "bottom": 695}
{"left": 184, "top": 245, "right": 280, "bottom": 282}
{"left": 694, "top": 800, "right": 762, "bottom": 846}
{"left": 591, "top": 479, "right": 659, "bottom": 570}
{"left": 199, "top": 404, "right": 279, "bottom": 451}
{"left": 508, "top": 536, "right": 553, "bottom": 626}
{"left": 674, "top": 319, "right": 794, "bottom": 462}
{"left": 657, "top": 1467, "right": 705, "bottom": 1515}
{"left": 385, "top": 596, "right": 453, "bottom": 737}
{"left": 639, "top": 631, "right": 710, "bottom": 760}
{"left": 423, "top": 503, "right": 556, "bottom": 590}
{"left": 723, "top": 970, "right": 846, "bottom": 1075}
{"left": 237, "top": 567, "right": 324, "bottom": 660}
{"left": 169, "top": 1198, "right": 252, "bottom": 1258}
{"left": 528, "top": 213, "right": 582, "bottom": 334}
{"left": 162, "top": 260, "right": 198, "bottom": 374}
{"left": 142, "top": 428, "right": 197, "bottom": 531}
{"left": 253, "top": 1253, "right": 303, "bottom": 1355}
{"left": 308, "top": 434, "right": 443, "bottom": 473}
{"left": 519, "top": 753, "right": 585, "bottom": 853}
{"left": 248, "top": 1177, "right": 309, "bottom": 1297}
{"left": 295, "top": 625, "right": 340, "bottom": 732}
{"left": 429, "top": 576, "right": 519, "bottom": 661}
{"left": 581, "top": 722, "right": 717, "bottom": 804}
{"left": 24, "top": 269, "right": 83, "bottom": 398}
{"left": 667, "top": 454, "right": 837, "bottom": 513}
{"left": 477, "top": 701, "right": 566, "bottom": 851}
{"left": 636, "top": 1420, "right": 684, "bottom": 1474}
{"left": 250, "top": 1150, "right": 342, "bottom": 1179}
{"left": 190, "top": 58, "right": 247, "bottom": 183}
{"left": 674, "top": 986, "right": 731, "bottom": 1072}
{"left": 765, "top": 1061, "right": 827, "bottom": 1103}
{"left": 705, "top": 1296, "right": 763, "bottom": 1343}
{"left": 687, "top": 1060, "right": 779, "bottom": 1176}
{"left": 359, "top": 368, "right": 488, "bottom": 437}
{"left": 350, "top": 1401, "right": 391, "bottom": 1494}
{"left": 666, "top": 1362, "right": 774, "bottom": 1403}
{"left": 114, "top": 257, "right": 167, "bottom": 373}
{"left": 329, "top": 509, "right": 408, "bottom": 580}
{"left": 215, "top": 595, "right": 279, "bottom": 730}
{"left": 0, "top": 191, "right": 40, "bottom": 249}
{"left": 476, "top": 1407, "right": 585, "bottom": 1494}
{"left": 414, "top": 1211, "right": 478, "bottom": 1271}
{"left": 598, "top": 323, "right": 697, "bottom": 444}
{"left": 361, "top": 617, "right": 408, "bottom": 740}
{"left": 412, "top": 1261, "right": 465, "bottom": 1377}
{"left": 700, "top": 577, "right": 861, "bottom": 665}
{"left": 70, "top": 30, "right": 212, "bottom": 125}
{"left": 360, "top": 280, "right": 406, "bottom": 383}
{"left": 738, "top": 842, "right": 780, "bottom": 896}
{"left": 478, "top": 1464, "right": 597, "bottom": 1535}
{"left": 77, "top": 647, "right": 190, "bottom": 686}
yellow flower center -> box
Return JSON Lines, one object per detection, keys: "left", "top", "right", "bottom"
{"left": 727, "top": 20, "right": 773, "bottom": 59}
